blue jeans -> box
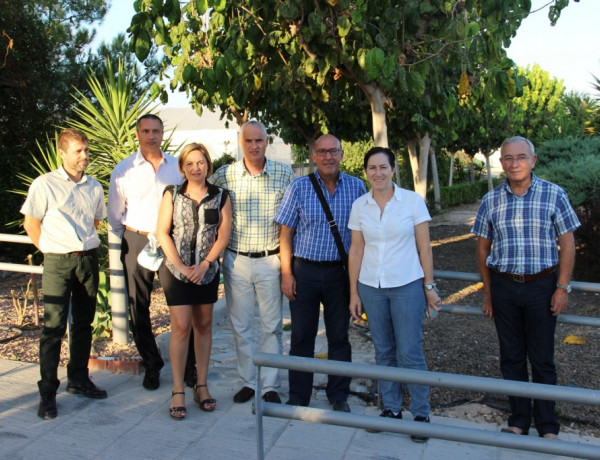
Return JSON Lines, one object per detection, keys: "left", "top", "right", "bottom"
{"left": 490, "top": 270, "right": 559, "bottom": 436}
{"left": 358, "top": 279, "right": 430, "bottom": 417}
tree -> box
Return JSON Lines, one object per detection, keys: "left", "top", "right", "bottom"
{"left": 506, "top": 64, "right": 569, "bottom": 146}
{"left": 0, "top": 0, "right": 108, "bottom": 232}
{"left": 131, "top": 1, "right": 579, "bottom": 199}
{"left": 86, "top": 33, "right": 162, "bottom": 103}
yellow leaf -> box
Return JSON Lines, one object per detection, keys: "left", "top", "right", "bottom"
{"left": 314, "top": 353, "right": 328, "bottom": 359}
{"left": 563, "top": 335, "right": 588, "bottom": 345}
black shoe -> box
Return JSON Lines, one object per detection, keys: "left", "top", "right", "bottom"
{"left": 37, "top": 394, "right": 57, "bottom": 420}
{"left": 262, "top": 391, "right": 281, "bottom": 403}
{"left": 411, "top": 415, "right": 430, "bottom": 443}
{"left": 66, "top": 378, "right": 108, "bottom": 399}
{"left": 233, "top": 386, "right": 255, "bottom": 403}
{"left": 367, "top": 409, "right": 402, "bottom": 433}
{"left": 331, "top": 400, "right": 351, "bottom": 412}
{"left": 143, "top": 369, "right": 160, "bottom": 390}
{"left": 184, "top": 365, "right": 197, "bottom": 389}
{"left": 285, "top": 399, "right": 309, "bottom": 407}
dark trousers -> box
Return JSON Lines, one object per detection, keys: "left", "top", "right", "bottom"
{"left": 490, "top": 270, "right": 559, "bottom": 435}
{"left": 121, "top": 230, "right": 164, "bottom": 372}
{"left": 39, "top": 251, "right": 98, "bottom": 395}
{"left": 288, "top": 259, "right": 351, "bottom": 404}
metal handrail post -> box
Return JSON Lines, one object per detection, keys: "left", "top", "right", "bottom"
{"left": 255, "top": 364, "right": 264, "bottom": 460}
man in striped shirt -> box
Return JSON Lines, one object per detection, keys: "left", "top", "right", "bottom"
{"left": 472, "top": 136, "right": 580, "bottom": 439}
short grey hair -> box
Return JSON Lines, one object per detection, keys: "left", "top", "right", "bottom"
{"left": 501, "top": 136, "right": 535, "bottom": 156}
{"left": 240, "top": 120, "right": 268, "bottom": 138}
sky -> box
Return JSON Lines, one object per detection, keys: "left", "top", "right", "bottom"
{"left": 91, "top": 0, "right": 600, "bottom": 108}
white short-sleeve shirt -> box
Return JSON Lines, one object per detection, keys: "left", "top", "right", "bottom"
{"left": 348, "top": 184, "right": 431, "bottom": 288}
{"left": 20, "top": 167, "right": 106, "bottom": 253}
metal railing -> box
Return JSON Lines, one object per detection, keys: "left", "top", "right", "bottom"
{"left": 434, "top": 270, "right": 600, "bottom": 327}
{"left": 253, "top": 353, "right": 600, "bottom": 460}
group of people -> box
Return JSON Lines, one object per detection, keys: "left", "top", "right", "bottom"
{"left": 22, "top": 114, "right": 579, "bottom": 441}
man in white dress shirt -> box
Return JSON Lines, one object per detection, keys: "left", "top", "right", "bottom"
{"left": 108, "top": 114, "right": 183, "bottom": 390}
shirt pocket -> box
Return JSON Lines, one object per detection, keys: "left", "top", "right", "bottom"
{"left": 204, "top": 208, "right": 219, "bottom": 225}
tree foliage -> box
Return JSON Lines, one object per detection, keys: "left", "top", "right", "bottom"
{"left": 87, "top": 33, "right": 162, "bottom": 102}
{"left": 131, "top": 0, "right": 536, "bottom": 198}
{"left": 0, "top": 0, "right": 108, "bottom": 231}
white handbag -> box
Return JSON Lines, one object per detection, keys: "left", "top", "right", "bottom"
{"left": 137, "top": 233, "right": 164, "bottom": 271}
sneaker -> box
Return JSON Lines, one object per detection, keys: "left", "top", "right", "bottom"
{"left": 37, "top": 394, "right": 57, "bottom": 419}
{"left": 411, "top": 415, "right": 430, "bottom": 443}
{"left": 66, "top": 378, "right": 108, "bottom": 399}
{"left": 367, "top": 409, "right": 402, "bottom": 433}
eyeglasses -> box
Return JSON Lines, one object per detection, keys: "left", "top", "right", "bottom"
{"left": 501, "top": 154, "right": 531, "bottom": 164}
{"left": 315, "top": 148, "right": 341, "bottom": 157}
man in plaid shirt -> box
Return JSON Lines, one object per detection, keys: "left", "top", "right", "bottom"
{"left": 472, "top": 136, "right": 580, "bottom": 439}
{"left": 210, "top": 120, "right": 295, "bottom": 404}
{"left": 275, "top": 134, "right": 366, "bottom": 412}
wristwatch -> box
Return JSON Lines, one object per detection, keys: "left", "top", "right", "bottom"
{"left": 556, "top": 283, "right": 571, "bottom": 294}
{"left": 424, "top": 282, "right": 437, "bottom": 291}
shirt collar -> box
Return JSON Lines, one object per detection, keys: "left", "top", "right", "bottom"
{"left": 57, "top": 166, "right": 88, "bottom": 184}
{"left": 503, "top": 173, "right": 538, "bottom": 196}
{"left": 366, "top": 183, "right": 401, "bottom": 204}
{"left": 133, "top": 149, "right": 166, "bottom": 166}
{"left": 179, "top": 180, "right": 221, "bottom": 201}
{"left": 314, "top": 169, "right": 342, "bottom": 184}
{"left": 240, "top": 157, "right": 270, "bottom": 176}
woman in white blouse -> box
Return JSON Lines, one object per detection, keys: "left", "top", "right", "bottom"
{"left": 348, "top": 147, "right": 440, "bottom": 442}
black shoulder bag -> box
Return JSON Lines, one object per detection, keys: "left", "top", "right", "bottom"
{"left": 307, "top": 173, "right": 348, "bottom": 269}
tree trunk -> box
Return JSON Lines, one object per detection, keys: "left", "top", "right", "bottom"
{"left": 406, "top": 133, "right": 432, "bottom": 199}
{"left": 361, "top": 82, "right": 389, "bottom": 148}
{"left": 449, "top": 150, "right": 456, "bottom": 186}
{"left": 430, "top": 146, "right": 441, "bottom": 211}
{"left": 485, "top": 152, "right": 493, "bottom": 191}
{"left": 469, "top": 156, "right": 475, "bottom": 183}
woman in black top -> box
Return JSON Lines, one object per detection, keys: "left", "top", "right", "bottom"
{"left": 157, "top": 143, "right": 232, "bottom": 419}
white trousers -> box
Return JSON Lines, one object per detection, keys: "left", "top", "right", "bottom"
{"left": 222, "top": 250, "right": 283, "bottom": 393}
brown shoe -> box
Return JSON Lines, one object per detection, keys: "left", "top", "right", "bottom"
{"left": 233, "top": 386, "right": 255, "bottom": 403}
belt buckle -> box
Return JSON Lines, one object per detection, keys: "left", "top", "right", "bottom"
{"left": 512, "top": 273, "right": 525, "bottom": 283}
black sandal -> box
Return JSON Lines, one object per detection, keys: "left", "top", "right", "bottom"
{"left": 194, "top": 384, "right": 216, "bottom": 412}
{"left": 169, "top": 391, "right": 186, "bottom": 419}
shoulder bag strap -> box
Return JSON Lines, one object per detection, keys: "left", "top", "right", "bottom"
{"left": 308, "top": 173, "right": 348, "bottom": 266}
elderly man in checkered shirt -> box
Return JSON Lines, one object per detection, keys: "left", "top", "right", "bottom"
{"left": 210, "top": 120, "right": 295, "bottom": 405}
{"left": 472, "top": 136, "right": 580, "bottom": 439}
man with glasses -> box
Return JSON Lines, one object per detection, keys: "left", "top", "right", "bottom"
{"left": 472, "top": 136, "right": 580, "bottom": 439}
{"left": 275, "top": 134, "right": 366, "bottom": 411}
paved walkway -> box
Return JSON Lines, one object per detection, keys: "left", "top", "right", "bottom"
{"left": 1, "top": 298, "right": 599, "bottom": 459}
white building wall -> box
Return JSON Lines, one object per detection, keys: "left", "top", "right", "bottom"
{"left": 158, "top": 107, "right": 292, "bottom": 165}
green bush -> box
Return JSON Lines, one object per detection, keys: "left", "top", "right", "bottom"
{"left": 535, "top": 136, "right": 600, "bottom": 169}
{"left": 536, "top": 156, "right": 600, "bottom": 208}
{"left": 427, "top": 179, "right": 503, "bottom": 209}
{"left": 535, "top": 136, "right": 600, "bottom": 281}
{"left": 213, "top": 153, "right": 236, "bottom": 171}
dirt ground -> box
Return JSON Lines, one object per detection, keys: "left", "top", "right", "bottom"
{"left": 1, "top": 203, "right": 598, "bottom": 435}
